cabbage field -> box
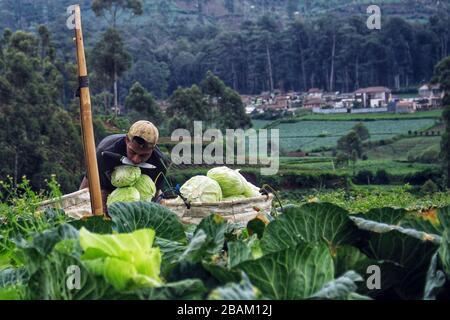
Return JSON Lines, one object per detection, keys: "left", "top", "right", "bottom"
{"left": 1, "top": 200, "right": 450, "bottom": 300}
{"left": 266, "top": 119, "right": 437, "bottom": 152}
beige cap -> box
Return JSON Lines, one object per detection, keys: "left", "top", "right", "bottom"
{"left": 127, "top": 120, "right": 159, "bottom": 147}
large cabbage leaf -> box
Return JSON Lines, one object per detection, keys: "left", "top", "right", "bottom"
{"left": 260, "top": 203, "right": 362, "bottom": 254}
{"left": 79, "top": 228, "right": 162, "bottom": 291}
{"left": 108, "top": 202, "right": 186, "bottom": 242}
{"left": 235, "top": 242, "right": 334, "bottom": 299}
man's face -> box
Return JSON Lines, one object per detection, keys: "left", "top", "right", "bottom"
{"left": 125, "top": 137, "right": 154, "bottom": 164}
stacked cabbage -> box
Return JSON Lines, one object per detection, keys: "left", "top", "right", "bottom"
{"left": 179, "top": 166, "right": 261, "bottom": 204}
{"left": 180, "top": 176, "right": 223, "bottom": 203}
{"left": 107, "top": 165, "right": 157, "bottom": 206}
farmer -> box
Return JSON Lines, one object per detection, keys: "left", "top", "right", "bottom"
{"left": 79, "top": 120, "right": 167, "bottom": 211}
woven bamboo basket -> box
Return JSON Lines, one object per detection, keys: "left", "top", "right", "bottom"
{"left": 38, "top": 188, "right": 92, "bottom": 219}
{"left": 39, "top": 189, "right": 274, "bottom": 225}
{"left": 161, "top": 193, "right": 274, "bottom": 225}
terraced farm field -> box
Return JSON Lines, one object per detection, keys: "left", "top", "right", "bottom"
{"left": 269, "top": 119, "right": 437, "bottom": 152}
{"left": 367, "top": 136, "right": 441, "bottom": 160}
{"left": 251, "top": 119, "right": 272, "bottom": 130}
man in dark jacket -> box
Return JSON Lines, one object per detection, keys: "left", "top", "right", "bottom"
{"left": 79, "top": 120, "right": 167, "bottom": 212}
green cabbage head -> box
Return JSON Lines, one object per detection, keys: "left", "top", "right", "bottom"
{"left": 207, "top": 166, "right": 245, "bottom": 197}
{"left": 133, "top": 174, "right": 156, "bottom": 201}
{"left": 107, "top": 186, "right": 140, "bottom": 206}
{"left": 111, "top": 165, "right": 141, "bottom": 187}
{"left": 243, "top": 182, "right": 261, "bottom": 198}
{"left": 235, "top": 169, "right": 261, "bottom": 198}
{"left": 79, "top": 228, "right": 162, "bottom": 291}
{"left": 180, "top": 175, "right": 222, "bottom": 203}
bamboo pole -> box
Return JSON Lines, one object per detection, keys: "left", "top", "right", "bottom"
{"left": 73, "top": 5, "right": 103, "bottom": 216}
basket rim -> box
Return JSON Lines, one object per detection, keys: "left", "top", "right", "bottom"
{"left": 38, "top": 188, "right": 90, "bottom": 207}
{"left": 163, "top": 193, "right": 274, "bottom": 207}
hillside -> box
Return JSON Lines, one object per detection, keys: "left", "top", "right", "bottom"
{"left": 0, "top": 0, "right": 446, "bottom": 33}
{"left": 0, "top": 1, "right": 448, "bottom": 98}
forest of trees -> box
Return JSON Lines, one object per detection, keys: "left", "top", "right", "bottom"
{"left": 0, "top": 0, "right": 449, "bottom": 103}
{"left": 0, "top": 28, "right": 84, "bottom": 193}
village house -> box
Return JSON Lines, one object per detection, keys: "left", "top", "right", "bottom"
{"left": 303, "top": 97, "right": 327, "bottom": 109}
{"left": 354, "top": 86, "right": 392, "bottom": 108}
{"left": 418, "top": 84, "right": 444, "bottom": 108}
{"left": 334, "top": 93, "right": 355, "bottom": 109}
{"left": 307, "top": 88, "right": 323, "bottom": 99}
{"left": 262, "top": 94, "right": 292, "bottom": 111}
{"left": 395, "top": 100, "right": 416, "bottom": 113}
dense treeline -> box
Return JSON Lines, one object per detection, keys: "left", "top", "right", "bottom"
{"left": 1, "top": 0, "right": 449, "bottom": 102}
{"left": 154, "top": 13, "right": 450, "bottom": 95}
{"left": 0, "top": 28, "right": 84, "bottom": 193}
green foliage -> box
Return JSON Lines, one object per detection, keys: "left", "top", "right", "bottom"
{"left": 167, "top": 84, "right": 208, "bottom": 131}
{"left": 353, "top": 123, "right": 370, "bottom": 141}
{"left": 237, "top": 243, "right": 335, "bottom": 299}
{"left": 124, "top": 82, "right": 162, "bottom": 123}
{"left": 2, "top": 191, "right": 450, "bottom": 300}
{"left": 310, "top": 271, "right": 369, "bottom": 300}
{"left": 117, "top": 279, "right": 207, "bottom": 300}
{"left": 335, "top": 152, "right": 349, "bottom": 168}
{"left": 92, "top": 0, "right": 143, "bottom": 26}
{"left": 90, "top": 28, "right": 132, "bottom": 87}
{"left": 108, "top": 202, "right": 186, "bottom": 242}
{"left": 374, "top": 169, "right": 390, "bottom": 185}
{"left": 0, "top": 1, "right": 448, "bottom": 99}
{"left": 0, "top": 268, "right": 27, "bottom": 299}
{"left": 421, "top": 179, "right": 439, "bottom": 195}
{"left": 79, "top": 228, "right": 162, "bottom": 290}
{"left": 260, "top": 203, "right": 362, "bottom": 254}
{"left": 354, "top": 170, "right": 374, "bottom": 185}
{"left": 270, "top": 118, "right": 434, "bottom": 153}
{"left": 408, "top": 144, "right": 441, "bottom": 164}
{"left": 124, "top": 61, "right": 170, "bottom": 99}
{"left": 423, "top": 253, "right": 446, "bottom": 300}
{"left": 0, "top": 30, "right": 84, "bottom": 193}
{"left": 432, "top": 56, "right": 450, "bottom": 187}
{"left": 300, "top": 185, "right": 450, "bottom": 213}
{"left": 167, "top": 72, "right": 250, "bottom": 132}
{"left": 438, "top": 206, "right": 450, "bottom": 280}
{"left": 337, "top": 130, "right": 362, "bottom": 159}
{"left": 208, "top": 273, "right": 261, "bottom": 300}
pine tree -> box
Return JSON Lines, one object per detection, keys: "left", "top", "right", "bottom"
{"left": 90, "top": 28, "right": 132, "bottom": 117}
{"left": 124, "top": 82, "right": 162, "bottom": 124}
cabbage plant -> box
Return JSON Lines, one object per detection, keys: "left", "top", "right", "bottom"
{"left": 79, "top": 227, "right": 162, "bottom": 291}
